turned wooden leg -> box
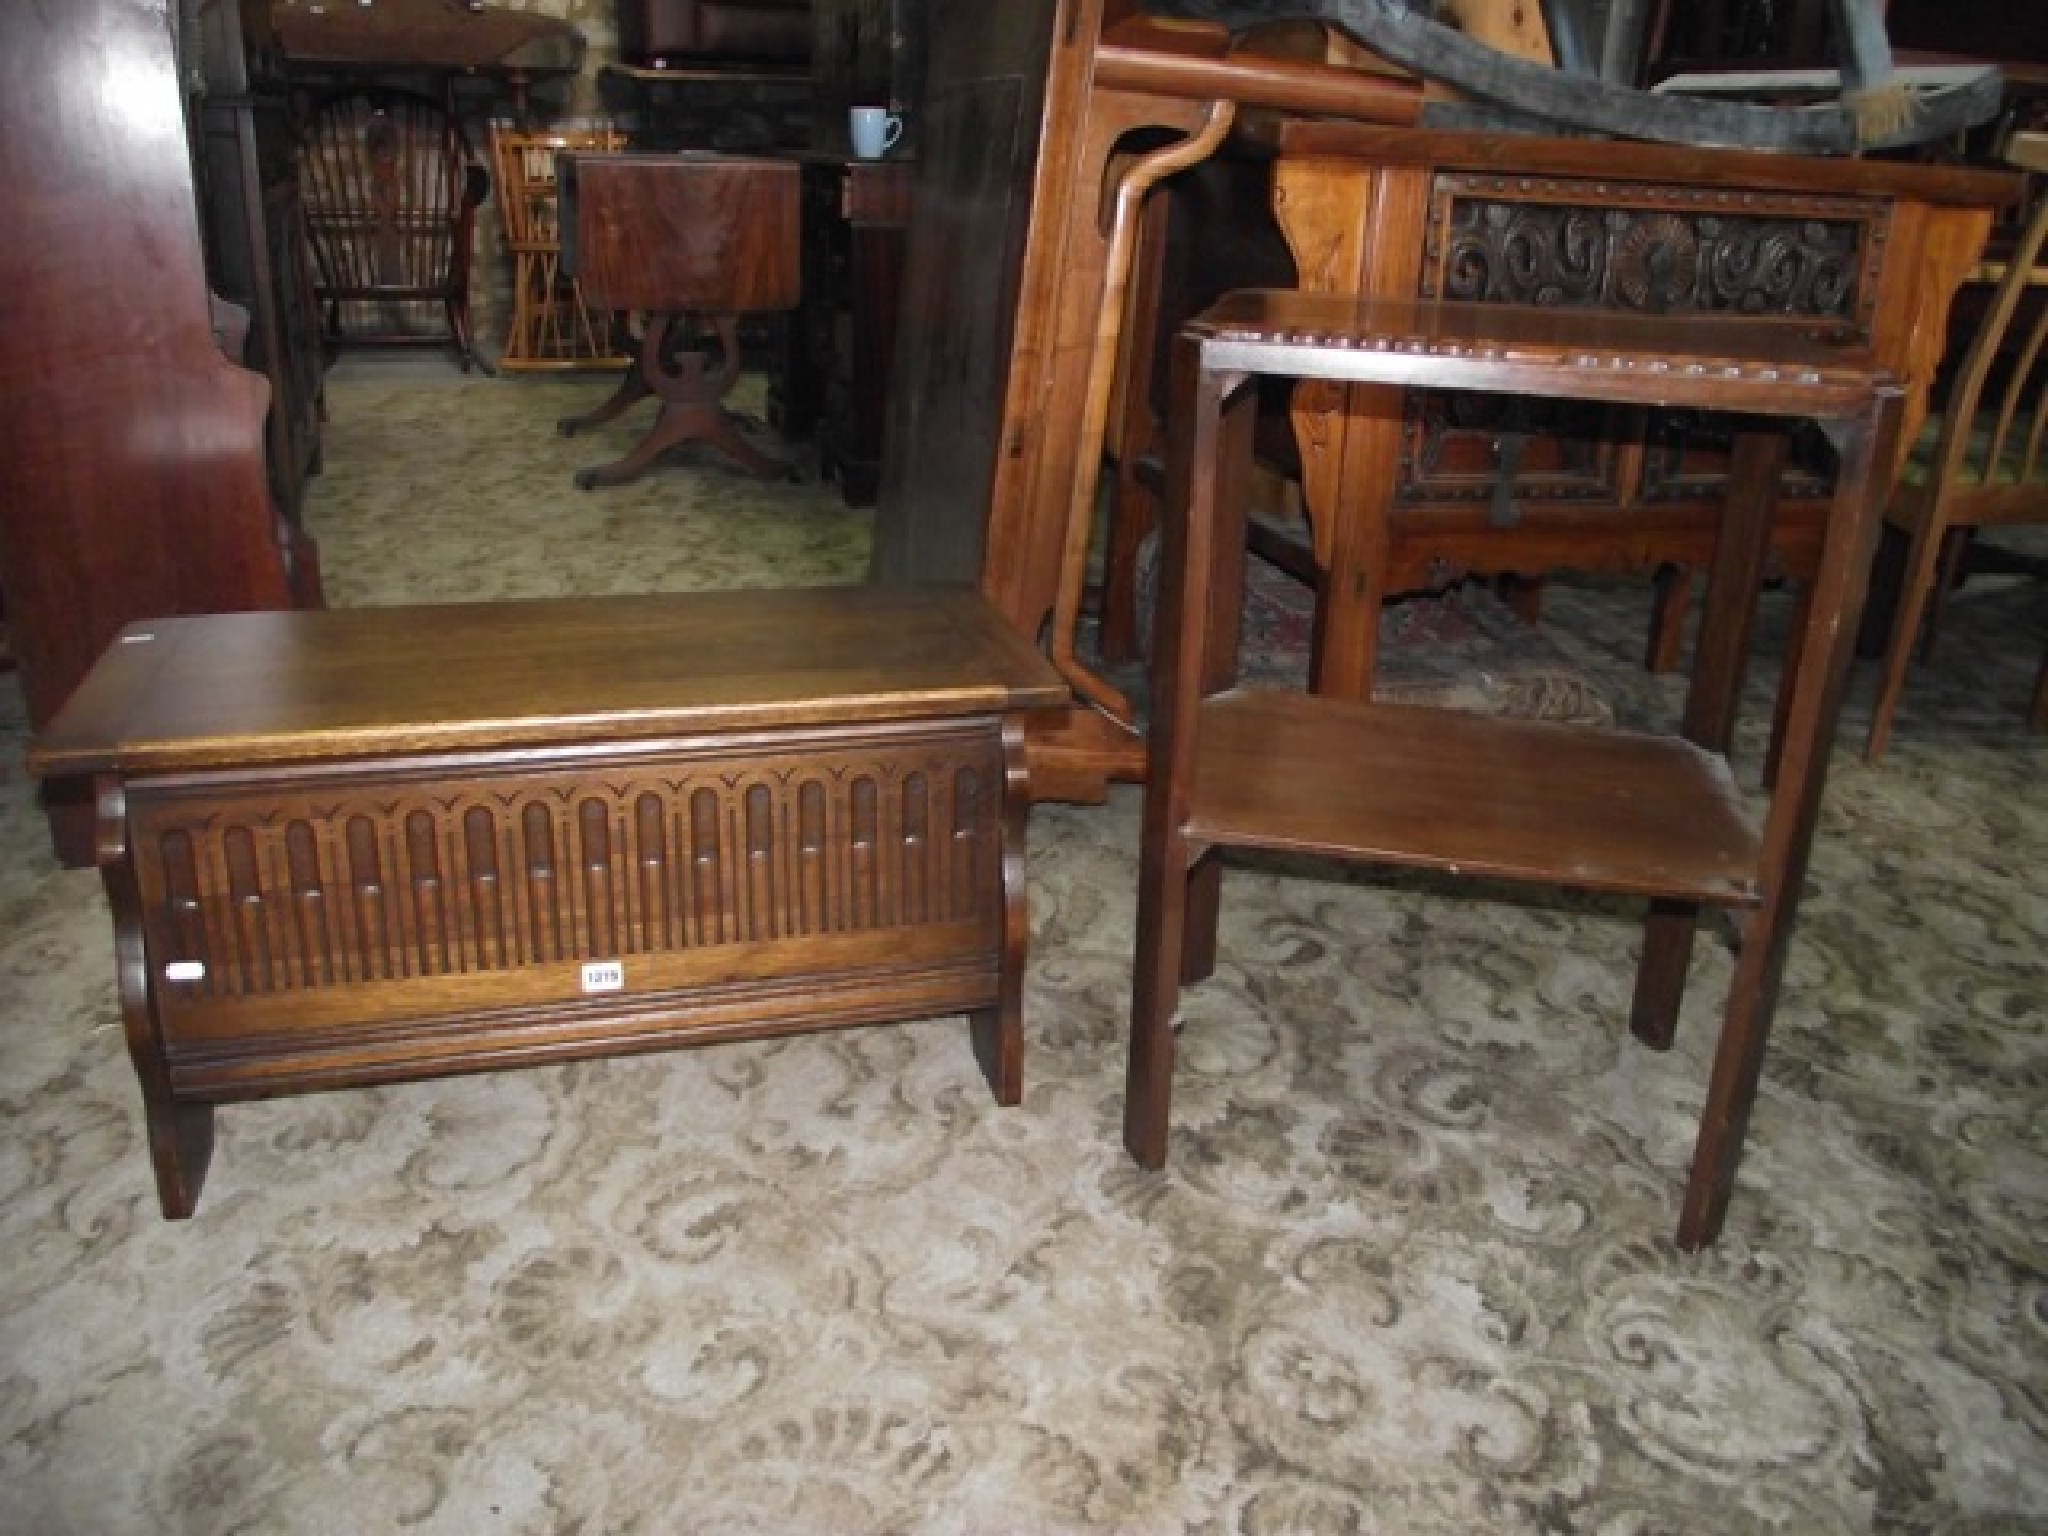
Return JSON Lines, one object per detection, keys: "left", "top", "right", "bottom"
{"left": 144, "top": 1096, "right": 215, "bottom": 1220}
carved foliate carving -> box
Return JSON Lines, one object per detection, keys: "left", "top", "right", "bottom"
{"left": 1424, "top": 175, "right": 1883, "bottom": 328}
{"left": 1398, "top": 175, "right": 1887, "bottom": 509}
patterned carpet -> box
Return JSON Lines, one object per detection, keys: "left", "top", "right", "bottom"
{"left": 0, "top": 355, "right": 2043, "bottom": 1534}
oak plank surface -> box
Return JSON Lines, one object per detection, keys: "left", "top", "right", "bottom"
{"left": 1188, "top": 689, "right": 1761, "bottom": 904}
{"left": 32, "top": 586, "right": 1070, "bottom": 774}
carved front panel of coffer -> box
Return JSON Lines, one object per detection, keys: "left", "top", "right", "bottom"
{"left": 127, "top": 726, "right": 1008, "bottom": 1039}
{"left": 1401, "top": 173, "right": 1887, "bottom": 509}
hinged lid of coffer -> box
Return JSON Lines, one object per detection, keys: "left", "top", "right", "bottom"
{"left": 30, "top": 586, "right": 1069, "bottom": 778}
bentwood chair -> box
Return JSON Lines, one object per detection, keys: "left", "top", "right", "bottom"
{"left": 1866, "top": 132, "right": 2048, "bottom": 760}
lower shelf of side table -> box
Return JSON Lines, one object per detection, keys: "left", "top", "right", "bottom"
{"left": 1186, "top": 689, "right": 1764, "bottom": 907}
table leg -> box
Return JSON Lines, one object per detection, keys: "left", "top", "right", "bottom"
{"left": 558, "top": 332, "right": 654, "bottom": 436}
{"left": 1631, "top": 428, "right": 1785, "bottom": 1050}
{"left": 1306, "top": 382, "right": 1404, "bottom": 699}
{"left": 572, "top": 315, "right": 791, "bottom": 490}
{"left": 1127, "top": 346, "right": 1250, "bottom": 1164}
{"left": 1677, "top": 400, "right": 1900, "bottom": 1248}
{"left": 1179, "top": 358, "right": 1257, "bottom": 988}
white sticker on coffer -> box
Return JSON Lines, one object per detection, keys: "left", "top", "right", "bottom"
{"left": 164, "top": 961, "right": 206, "bottom": 983}
{"left": 581, "top": 960, "right": 625, "bottom": 993}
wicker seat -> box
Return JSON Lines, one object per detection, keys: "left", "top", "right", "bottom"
{"left": 488, "top": 123, "right": 630, "bottom": 372}
{"left": 298, "top": 89, "right": 488, "bottom": 369}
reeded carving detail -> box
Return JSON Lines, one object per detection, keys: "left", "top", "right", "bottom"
{"left": 1426, "top": 178, "right": 1879, "bottom": 326}
{"left": 132, "top": 744, "right": 1002, "bottom": 999}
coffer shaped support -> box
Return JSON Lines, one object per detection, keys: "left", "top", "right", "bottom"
{"left": 31, "top": 586, "right": 1068, "bottom": 1218}
{"left": 1127, "top": 291, "right": 1903, "bottom": 1250}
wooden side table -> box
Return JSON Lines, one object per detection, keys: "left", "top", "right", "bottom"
{"left": 556, "top": 152, "right": 803, "bottom": 488}
{"left": 1126, "top": 291, "right": 1903, "bottom": 1251}
{"left": 31, "top": 587, "right": 1068, "bottom": 1219}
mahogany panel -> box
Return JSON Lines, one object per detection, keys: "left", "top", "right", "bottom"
{"left": 0, "top": 0, "right": 303, "bottom": 857}
{"left": 564, "top": 152, "right": 801, "bottom": 314}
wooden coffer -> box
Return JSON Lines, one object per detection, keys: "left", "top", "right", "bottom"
{"left": 128, "top": 724, "right": 1011, "bottom": 1096}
